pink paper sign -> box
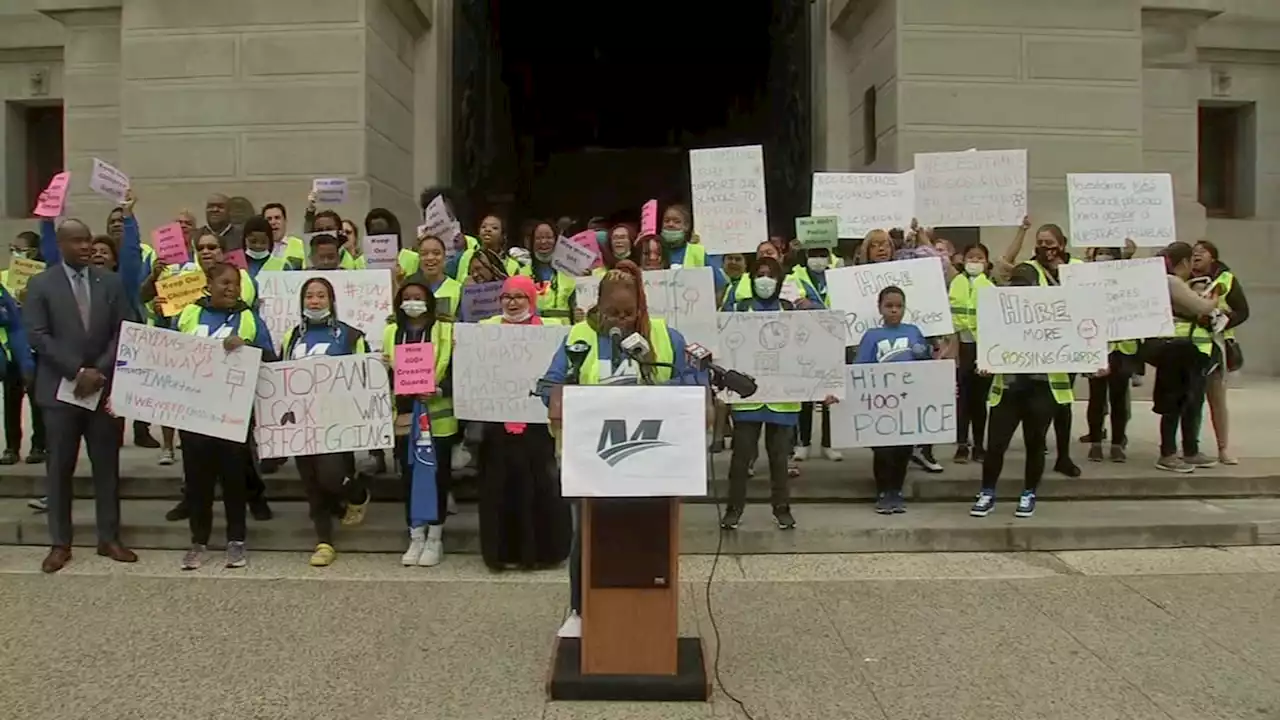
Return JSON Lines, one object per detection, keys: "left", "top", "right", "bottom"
{"left": 394, "top": 343, "right": 436, "bottom": 394}
{"left": 152, "top": 222, "right": 189, "bottom": 265}
{"left": 224, "top": 249, "right": 247, "bottom": 270}
{"left": 33, "top": 172, "right": 70, "bottom": 218}
{"left": 640, "top": 199, "right": 658, "bottom": 236}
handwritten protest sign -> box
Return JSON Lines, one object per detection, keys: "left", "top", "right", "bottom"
{"left": 641, "top": 199, "right": 658, "bottom": 236}
{"left": 795, "top": 216, "right": 839, "bottom": 249}
{"left": 256, "top": 270, "right": 393, "bottom": 353}
{"left": 827, "top": 258, "right": 953, "bottom": 343}
{"left": 253, "top": 353, "right": 393, "bottom": 459}
{"left": 453, "top": 323, "right": 569, "bottom": 423}
{"left": 110, "top": 321, "right": 262, "bottom": 442}
{"left": 1067, "top": 173, "right": 1176, "bottom": 247}
{"left": 312, "top": 177, "right": 347, "bottom": 204}
{"left": 977, "top": 285, "right": 1108, "bottom": 374}
{"left": 152, "top": 222, "right": 189, "bottom": 265}
{"left": 156, "top": 271, "right": 207, "bottom": 316}
{"left": 689, "top": 144, "right": 768, "bottom": 254}
{"left": 1060, "top": 257, "right": 1174, "bottom": 341}
{"left": 362, "top": 233, "right": 399, "bottom": 269}
{"left": 394, "top": 343, "right": 436, "bottom": 394}
{"left": 461, "top": 280, "right": 503, "bottom": 322}
{"left": 811, "top": 172, "right": 915, "bottom": 238}
{"left": 33, "top": 172, "right": 70, "bottom": 218}
{"left": 914, "top": 149, "right": 1027, "bottom": 227}
{"left": 829, "top": 360, "right": 957, "bottom": 448}
{"left": 89, "top": 158, "right": 129, "bottom": 204}
{"left": 421, "top": 195, "right": 463, "bottom": 255}
{"left": 574, "top": 267, "right": 718, "bottom": 353}
{"left": 551, "top": 233, "right": 597, "bottom": 276}
{"left": 8, "top": 257, "right": 45, "bottom": 294}
{"left": 714, "top": 310, "right": 847, "bottom": 403}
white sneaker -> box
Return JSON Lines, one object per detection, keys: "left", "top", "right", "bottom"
{"left": 822, "top": 448, "right": 844, "bottom": 461}
{"left": 792, "top": 446, "right": 809, "bottom": 461}
{"left": 451, "top": 444, "right": 472, "bottom": 470}
{"left": 419, "top": 525, "right": 443, "bottom": 567}
{"left": 557, "top": 611, "right": 582, "bottom": 639}
{"left": 401, "top": 526, "right": 426, "bottom": 566}
{"left": 158, "top": 449, "right": 175, "bottom": 466}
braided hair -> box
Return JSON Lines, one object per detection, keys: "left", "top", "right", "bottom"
{"left": 287, "top": 276, "right": 342, "bottom": 359}
{"left": 597, "top": 260, "right": 654, "bottom": 363}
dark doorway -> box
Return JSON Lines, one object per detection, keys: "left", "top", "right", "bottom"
{"left": 453, "top": 0, "right": 811, "bottom": 238}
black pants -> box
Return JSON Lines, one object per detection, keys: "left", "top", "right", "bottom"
{"left": 1156, "top": 350, "right": 1209, "bottom": 457}
{"left": 982, "top": 381, "right": 1057, "bottom": 493}
{"left": 3, "top": 364, "right": 44, "bottom": 451}
{"left": 955, "top": 342, "right": 991, "bottom": 449}
{"left": 180, "top": 431, "right": 250, "bottom": 545}
{"left": 727, "top": 420, "right": 792, "bottom": 509}
{"left": 396, "top": 433, "right": 453, "bottom": 527}
{"left": 296, "top": 452, "right": 364, "bottom": 544}
{"left": 1051, "top": 375, "right": 1075, "bottom": 460}
{"left": 872, "top": 446, "right": 912, "bottom": 495}
{"left": 1086, "top": 352, "right": 1132, "bottom": 446}
{"left": 177, "top": 449, "right": 265, "bottom": 506}
{"left": 797, "top": 402, "right": 831, "bottom": 448}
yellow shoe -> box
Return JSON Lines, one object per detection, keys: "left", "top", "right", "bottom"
{"left": 309, "top": 543, "right": 336, "bottom": 567}
{"left": 341, "top": 494, "right": 369, "bottom": 527}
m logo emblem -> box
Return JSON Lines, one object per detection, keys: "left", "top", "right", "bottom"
{"left": 596, "top": 419, "right": 671, "bottom": 466}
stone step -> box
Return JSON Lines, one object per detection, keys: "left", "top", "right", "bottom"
{"left": 4, "top": 497, "right": 1277, "bottom": 554}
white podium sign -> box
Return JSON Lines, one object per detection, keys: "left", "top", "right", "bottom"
{"left": 560, "top": 385, "right": 707, "bottom": 497}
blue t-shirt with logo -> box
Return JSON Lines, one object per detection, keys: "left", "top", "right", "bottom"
{"left": 854, "top": 323, "right": 929, "bottom": 364}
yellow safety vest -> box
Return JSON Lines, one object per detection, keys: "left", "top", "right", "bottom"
{"left": 519, "top": 266, "right": 576, "bottom": 324}
{"left": 1172, "top": 314, "right": 1214, "bottom": 357}
{"left": 400, "top": 235, "right": 481, "bottom": 276}
{"left": 339, "top": 250, "right": 367, "bottom": 270}
{"left": 730, "top": 274, "right": 810, "bottom": 306}
{"left": 670, "top": 243, "right": 706, "bottom": 268}
{"left": 728, "top": 304, "right": 802, "bottom": 414}
{"left": 1210, "top": 270, "right": 1235, "bottom": 340}
{"left": 256, "top": 255, "right": 294, "bottom": 273}
{"left": 426, "top": 276, "right": 462, "bottom": 318}
{"left": 566, "top": 318, "right": 674, "bottom": 385}
{"left": 948, "top": 272, "right": 994, "bottom": 340}
{"left": 176, "top": 303, "right": 259, "bottom": 341}
{"left": 382, "top": 320, "right": 457, "bottom": 437}
{"left": 1026, "top": 257, "right": 1083, "bottom": 286}
{"left": 789, "top": 266, "right": 830, "bottom": 304}
{"left": 988, "top": 373, "right": 1073, "bottom": 407}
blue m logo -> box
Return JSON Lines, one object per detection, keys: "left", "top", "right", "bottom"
{"left": 596, "top": 419, "right": 671, "bottom": 467}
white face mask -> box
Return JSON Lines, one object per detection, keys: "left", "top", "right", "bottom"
{"left": 503, "top": 309, "right": 532, "bottom": 323}
{"left": 1094, "top": 255, "right": 1115, "bottom": 263}
{"left": 303, "top": 307, "right": 330, "bottom": 322}
{"left": 245, "top": 248, "right": 270, "bottom": 260}
{"left": 753, "top": 277, "right": 778, "bottom": 298}
{"left": 806, "top": 256, "right": 829, "bottom": 273}
{"left": 964, "top": 261, "right": 985, "bottom": 277}
{"left": 400, "top": 299, "right": 428, "bottom": 318}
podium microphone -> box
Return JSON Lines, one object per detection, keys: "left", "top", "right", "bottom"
{"left": 608, "top": 327, "right": 624, "bottom": 373}
{"left": 685, "top": 343, "right": 757, "bottom": 399}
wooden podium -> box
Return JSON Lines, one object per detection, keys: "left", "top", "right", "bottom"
{"left": 547, "top": 386, "right": 709, "bottom": 702}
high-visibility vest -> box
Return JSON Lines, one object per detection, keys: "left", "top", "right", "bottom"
{"left": 176, "top": 304, "right": 259, "bottom": 341}
{"left": 400, "top": 235, "right": 480, "bottom": 276}
{"left": 730, "top": 274, "right": 811, "bottom": 307}
{"left": 1210, "top": 270, "right": 1236, "bottom": 340}
{"left": 519, "top": 266, "right": 576, "bottom": 324}
{"left": 670, "top": 243, "right": 706, "bottom": 268}
{"left": 1172, "top": 315, "right": 1214, "bottom": 357}
{"left": 789, "top": 266, "right": 829, "bottom": 304}
{"left": 988, "top": 373, "right": 1073, "bottom": 407}
{"left": 382, "top": 320, "right": 457, "bottom": 437}
{"left": 727, "top": 303, "right": 802, "bottom": 414}
{"left": 948, "top": 272, "right": 994, "bottom": 340}
{"left": 430, "top": 276, "right": 463, "bottom": 318}
{"left": 1026, "top": 257, "right": 1083, "bottom": 286}
{"left": 566, "top": 318, "right": 674, "bottom": 385}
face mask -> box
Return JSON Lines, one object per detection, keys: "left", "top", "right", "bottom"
{"left": 400, "top": 299, "right": 428, "bottom": 317}
{"left": 660, "top": 229, "right": 685, "bottom": 246}
{"left": 303, "top": 308, "right": 330, "bottom": 322}
{"left": 245, "top": 248, "right": 270, "bottom": 260}
{"left": 503, "top": 309, "right": 532, "bottom": 323}
{"left": 806, "top": 256, "right": 829, "bottom": 273}
{"left": 595, "top": 230, "right": 607, "bottom": 246}
{"left": 753, "top": 277, "right": 778, "bottom": 298}
{"left": 1094, "top": 255, "right": 1115, "bottom": 263}
{"left": 534, "top": 251, "right": 553, "bottom": 263}
{"left": 1035, "top": 246, "right": 1056, "bottom": 264}
{"left": 11, "top": 250, "right": 27, "bottom": 260}
{"left": 614, "top": 247, "right": 630, "bottom": 260}
{"left": 964, "top": 261, "right": 985, "bottom": 277}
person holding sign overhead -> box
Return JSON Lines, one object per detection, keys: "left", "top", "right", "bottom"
{"left": 383, "top": 273, "right": 457, "bottom": 568}
{"left": 950, "top": 242, "right": 996, "bottom": 465}
{"left": 174, "top": 263, "right": 275, "bottom": 571}
{"left": 659, "top": 204, "right": 706, "bottom": 267}
{"left": 520, "top": 221, "right": 576, "bottom": 325}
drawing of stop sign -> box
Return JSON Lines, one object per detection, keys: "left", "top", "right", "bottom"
{"left": 1077, "top": 319, "right": 1099, "bottom": 341}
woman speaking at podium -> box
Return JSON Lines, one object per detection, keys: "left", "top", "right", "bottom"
{"left": 538, "top": 260, "right": 706, "bottom": 640}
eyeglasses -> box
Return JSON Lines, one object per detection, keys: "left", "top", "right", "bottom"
{"left": 499, "top": 294, "right": 527, "bottom": 303}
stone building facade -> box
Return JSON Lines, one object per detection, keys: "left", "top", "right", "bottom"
{"left": 0, "top": 0, "right": 1278, "bottom": 369}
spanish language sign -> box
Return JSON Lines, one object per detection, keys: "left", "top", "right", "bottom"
{"left": 1067, "top": 173, "right": 1176, "bottom": 248}
{"left": 810, "top": 172, "right": 915, "bottom": 238}
{"left": 256, "top": 270, "right": 393, "bottom": 353}
{"left": 829, "top": 359, "right": 957, "bottom": 448}
{"left": 913, "top": 149, "right": 1027, "bottom": 227}
{"left": 253, "top": 353, "right": 394, "bottom": 459}
{"left": 110, "top": 321, "right": 262, "bottom": 442}
{"left": 453, "top": 323, "right": 568, "bottom": 423}
{"left": 976, "top": 285, "right": 1108, "bottom": 374}
{"left": 826, "top": 258, "right": 953, "bottom": 343}
{"left": 689, "top": 144, "right": 769, "bottom": 254}
{"left": 1060, "top": 257, "right": 1174, "bottom": 341}
{"left": 714, "top": 310, "right": 847, "bottom": 403}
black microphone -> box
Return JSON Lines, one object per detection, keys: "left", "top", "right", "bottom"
{"left": 608, "top": 326, "right": 623, "bottom": 374}
{"left": 565, "top": 340, "right": 591, "bottom": 385}
{"left": 685, "top": 343, "right": 757, "bottom": 398}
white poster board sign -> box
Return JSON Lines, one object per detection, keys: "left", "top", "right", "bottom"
{"left": 453, "top": 323, "right": 569, "bottom": 423}
{"left": 311, "top": 177, "right": 348, "bottom": 204}
{"left": 560, "top": 385, "right": 707, "bottom": 497}
{"left": 976, "top": 286, "right": 1108, "bottom": 374}
{"left": 1067, "top": 173, "right": 1176, "bottom": 247}
{"left": 829, "top": 359, "right": 957, "bottom": 448}
{"left": 253, "top": 354, "right": 394, "bottom": 459}
{"left": 362, "top": 233, "right": 399, "bottom": 270}
{"left": 1060, "top": 258, "right": 1174, "bottom": 341}
{"left": 914, "top": 149, "right": 1027, "bottom": 227}
{"left": 689, "top": 144, "right": 769, "bottom": 253}
{"left": 109, "top": 321, "right": 262, "bottom": 442}
{"left": 811, "top": 172, "right": 915, "bottom": 238}
{"left": 574, "top": 267, "right": 719, "bottom": 354}
{"left": 550, "top": 235, "right": 597, "bottom": 276}
{"left": 89, "top": 158, "right": 129, "bottom": 204}
{"left": 256, "top": 269, "right": 393, "bottom": 353}
{"left": 714, "top": 310, "right": 847, "bottom": 403}
{"left": 826, "top": 258, "right": 953, "bottom": 343}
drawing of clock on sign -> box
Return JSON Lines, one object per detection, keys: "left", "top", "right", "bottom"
{"left": 758, "top": 320, "right": 789, "bottom": 351}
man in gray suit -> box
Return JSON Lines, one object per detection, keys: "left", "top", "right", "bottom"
{"left": 23, "top": 219, "right": 137, "bottom": 573}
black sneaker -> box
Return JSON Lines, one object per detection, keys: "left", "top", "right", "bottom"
{"left": 249, "top": 497, "right": 273, "bottom": 522}
{"left": 874, "top": 493, "right": 893, "bottom": 514}
{"left": 1055, "top": 457, "right": 1082, "bottom": 478}
{"left": 134, "top": 430, "right": 161, "bottom": 449}
{"left": 971, "top": 447, "right": 986, "bottom": 463}
{"left": 911, "top": 447, "right": 944, "bottom": 473}
{"left": 24, "top": 448, "right": 45, "bottom": 464}
{"left": 720, "top": 506, "right": 743, "bottom": 530}
{"left": 0, "top": 449, "right": 18, "bottom": 465}
{"left": 953, "top": 445, "right": 970, "bottom": 464}
{"left": 891, "top": 491, "right": 907, "bottom": 514}
{"left": 773, "top": 505, "right": 797, "bottom": 530}
{"left": 260, "top": 458, "right": 286, "bottom": 475}
{"left": 1088, "top": 443, "right": 1104, "bottom": 462}
{"left": 1079, "top": 429, "right": 1106, "bottom": 444}
{"left": 165, "top": 501, "right": 189, "bottom": 522}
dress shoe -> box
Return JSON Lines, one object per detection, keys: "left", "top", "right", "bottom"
{"left": 41, "top": 546, "right": 71, "bottom": 573}
{"left": 96, "top": 541, "right": 138, "bottom": 563}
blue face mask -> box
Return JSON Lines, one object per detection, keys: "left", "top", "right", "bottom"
{"left": 660, "top": 229, "right": 685, "bottom": 247}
